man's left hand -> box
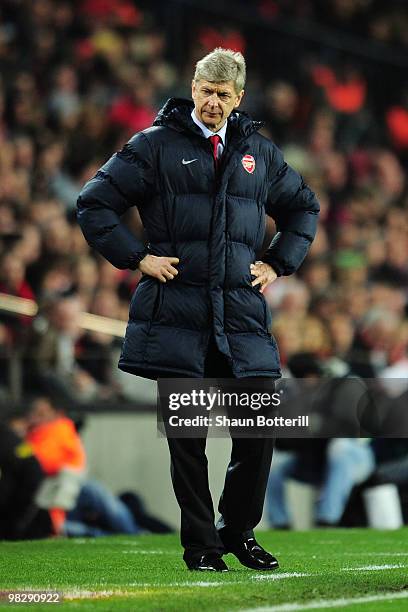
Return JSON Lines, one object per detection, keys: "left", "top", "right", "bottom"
{"left": 250, "top": 261, "right": 277, "bottom": 293}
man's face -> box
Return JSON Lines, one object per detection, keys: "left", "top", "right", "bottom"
{"left": 192, "top": 79, "right": 244, "bottom": 132}
{"left": 28, "top": 398, "right": 58, "bottom": 429}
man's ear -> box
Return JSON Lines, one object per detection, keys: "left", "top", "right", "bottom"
{"left": 234, "top": 90, "right": 245, "bottom": 109}
{"left": 191, "top": 79, "right": 197, "bottom": 97}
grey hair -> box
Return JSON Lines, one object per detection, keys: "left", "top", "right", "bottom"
{"left": 194, "top": 48, "right": 246, "bottom": 93}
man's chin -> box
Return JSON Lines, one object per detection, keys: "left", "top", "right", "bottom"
{"left": 203, "top": 112, "right": 221, "bottom": 121}
{"left": 203, "top": 116, "right": 223, "bottom": 130}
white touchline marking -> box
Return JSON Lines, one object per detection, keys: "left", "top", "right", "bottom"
{"left": 252, "top": 573, "right": 310, "bottom": 581}
{"left": 139, "top": 582, "right": 227, "bottom": 588}
{"left": 131, "top": 574, "right": 309, "bottom": 587}
{"left": 127, "top": 582, "right": 210, "bottom": 588}
{"left": 278, "top": 551, "right": 408, "bottom": 557}
{"left": 239, "top": 590, "right": 408, "bottom": 612}
{"left": 122, "top": 550, "right": 178, "bottom": 555}
{"left": 62, "top": 573, "right": 310, "bottom": 599}
{"left": 64, "top": 590, "right": 130, "bottom": 600}
{"left": 64, "top": 584, "right": 227, "bottom": 597}
{"left": 63, "top": 588, "right": 408, "bottom": 607}
{"left": 340, "top": 552, "right": 408, "bottom": 557}
{"left": 341, "top": 564, "right": 405, "bottom": 571}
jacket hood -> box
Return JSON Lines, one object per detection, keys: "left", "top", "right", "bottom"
{"left": 153, "top": 97, "right": 264, "bottom": 140}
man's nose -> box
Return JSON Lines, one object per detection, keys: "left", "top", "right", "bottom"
{"left": 208, "top": 94, "right": 220, "bottom": 107}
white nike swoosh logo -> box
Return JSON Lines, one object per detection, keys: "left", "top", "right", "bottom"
{"left": 182, "top": 158, "right": 198, "bottom": 165}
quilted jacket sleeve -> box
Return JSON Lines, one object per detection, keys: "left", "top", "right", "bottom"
{"left": 263, "top": 145, "right": 320, "bottom": 276}
{"left": 76, "top": 132, "right": 155, "bottom": 270}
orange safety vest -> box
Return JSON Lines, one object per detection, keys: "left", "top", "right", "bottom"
{"left": 27, "top": 417, "right": 86, "bottom": 476}
{"left": 27, "top": 417, "right": 86, "bottom": 535}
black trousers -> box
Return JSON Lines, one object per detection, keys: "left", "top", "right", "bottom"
{"left": 166, "top": 336, "right": 275, "bottom": 562}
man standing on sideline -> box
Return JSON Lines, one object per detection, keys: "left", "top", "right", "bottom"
{"left": 77, "top": 48, "right": 319, "bottom": 571}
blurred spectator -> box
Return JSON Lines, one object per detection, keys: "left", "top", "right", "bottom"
{"left": 267, "top": 353, "right": 328, "bottom": 528}
{"left": 0, "top": 251, "right": 35, "bottom": 339}
{"left": 267, "top": 438, "right": 375, "bottom": 528}
{"left": 0, "top": 252, "right": 35, "bottom": 302}
{"left": 0, "top": 411, "right": 52, "bottom": 540}
{"left": 26, "top": 293, "right": 103, "bottom": 402}
{"left": 26, "top": 395, "right": 171, "bottom": 536}
{"left": 48, "top": 65, "right": 81, "bottom": 129}
{"left": 262, "top": 81, "right": 300, "bottom": 145}
{"left": 109, "top": 67, "right": 157, "bottom": 136}
{"left": 267, "top": 352, "right": 377, "bottom": 528}
{"left": 25, "top": 395, "right": 139, "bottom": 536}
{"left": 26, "top": 395, "right": 86, "bottom": 534}
{"left": 315, "top": 438, "right": 375, "bottom": 526}
{"left": 27, "top": 396, "right": 86, "bottom": 476}
{"left": 372, "top": 439, "right": 408, "bottom": 488}
{"left": 386, "top": 95, "right": 408, "bottom": 153}
{"left": 77, "top": 288, "right": 122, "bottom": 389}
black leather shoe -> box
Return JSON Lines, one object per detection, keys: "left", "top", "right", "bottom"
{"left": 186, "top": 553, "right": 229, "bottom": 572}
{"left": 220, "top": 533, "right": 279, "bottom": 571}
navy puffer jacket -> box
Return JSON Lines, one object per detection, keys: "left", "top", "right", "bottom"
{"left": 77, "top": 98, "right": 319, "bottom": 380}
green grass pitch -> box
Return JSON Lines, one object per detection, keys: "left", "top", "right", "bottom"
{"left": 1, "top": 529, "right": 408, "bottom": 611}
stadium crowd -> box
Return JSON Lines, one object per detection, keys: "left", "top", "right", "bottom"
{"left": 0, "top": 0, "right": 407, "bottom": 399}
{"left": 0, "top": 0, "right": 408, "bottom": 533}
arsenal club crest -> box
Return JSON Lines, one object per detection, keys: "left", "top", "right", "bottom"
{"left": 242, "top": 154, "right": 255, "bottom": 174}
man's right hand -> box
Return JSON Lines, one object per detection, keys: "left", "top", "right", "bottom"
{"left": 138, "top": 254, "right": 179, "bottom": 282}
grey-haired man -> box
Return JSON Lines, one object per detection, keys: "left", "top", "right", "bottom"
{"left": 77, "top": 48, "right": 319, "bottom": 571}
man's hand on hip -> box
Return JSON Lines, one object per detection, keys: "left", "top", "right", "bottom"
{"left": 138, "top": 255, "right": 179, "bottom": 282}
{"left": 250, "top": 261, "right": 277, "bottom": 293}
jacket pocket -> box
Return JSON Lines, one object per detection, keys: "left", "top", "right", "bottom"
{"left": 152, "top": 282, "right": 164, "bottom": 321}
{"left": 250, "top": 285, "right": 271, "bottom": 331}
{"left": 129, "top": 278, "right": 163, "bottom": 322}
